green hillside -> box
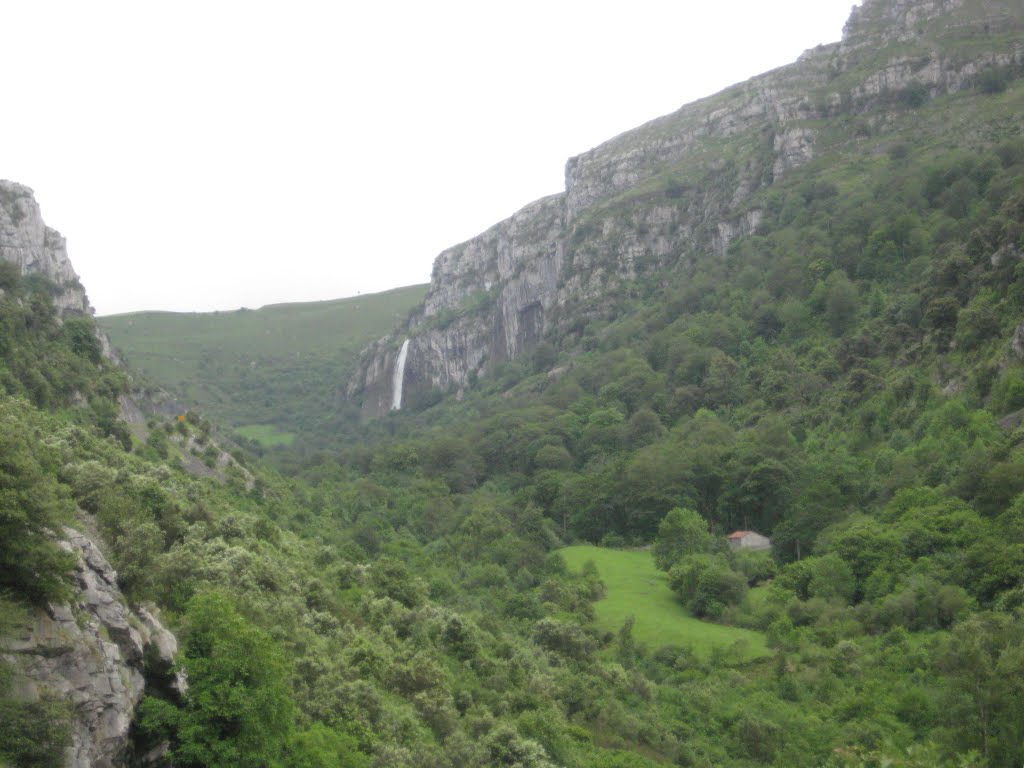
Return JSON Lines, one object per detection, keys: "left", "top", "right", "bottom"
{"left": 99, "top": 284, "right": 426, "bottom": 447}
{"left": 276, "top": 61, "right": 1024, "bottom": 765}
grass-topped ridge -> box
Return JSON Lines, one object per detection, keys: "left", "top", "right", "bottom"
{"left": 99, "top": 284, "right": 427, "bottom": 448}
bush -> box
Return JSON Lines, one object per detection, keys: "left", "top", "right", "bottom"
{"left": 287, "top": 723, "right": 368, "bottom": 768}
{"left": 693, "top": 564, "right": 748, "bottom": 619}
{"left": 733, "top": 550, "right": 778, "bottom": 586}
{"left": 0, "top": 407, "right": 76, "bottom": 604}
{"left": 990, "top": 368, "right": 1024, "bottom": 413}
{"left": 668, "top": 554, "right": 748, "bottom": 618}
{"left": 811, "top": 556, "right": 857, "bottom": 603}
{"left": 867, "top": 578, "right": 972, "bottom": 631}
{"left": 823, "top": 271, "right": 859, "bottom": 335}
{"left": 534, "top": 618, "right": 596, "bottom": 660}
{"left": 896, "top": 80, "right": 929, "bottom": 108}
{"left": 61, "top": 317, "right": 103, "bottom": 364}
{"left": 669, "top": 554, "right": 720, "bottom": 603}
{"left": 0, "top": 684, "right": 70, "bottom": 768}
{"left": 955, "top": 291, "right": 1001, "bottom": 350}
{"left": 369, "top": 557, "right": 425, "bottom": 608}
{"left": 485, "top": 724, "right": 558, "bottom": 768}
{"left": 0, "top": 261, "right": 21, "bottom": 292}
{"left": 534, "top": 444, "right": 573, "bottom": 471}
{"left": 141, "top": 592, "right": 295, "bottom": 767}
{"left": 978, "top": 68, "right": 1008, "bottom": 94}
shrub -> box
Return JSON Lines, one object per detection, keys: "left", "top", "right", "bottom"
{"left": 534, "top": 618, "right": 596, "bottom": 660}
{"left": 733, "top": 550, "right": 778, "bottom": 586}
{"left": 896, "top": 80, "right": 929, "bottom": 108}
{"left": 692, "top": 564, "right": 748, "bottom": 619}
{"left": 0, "top": 680, "right": 70, "bottom": 768}
{"left": 0, "top": 408, "right": 76, "bottom": 604}
{"left": 142, "top": 592, "right": 295, "bottom": 768}
{"left": 978, "top": 67, "right": 1008, "bottom": 94}
{"left": 990, "top": 368, "right": 1024, "bottom": 413}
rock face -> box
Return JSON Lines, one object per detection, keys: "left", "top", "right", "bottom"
{"left": 0, "top": 528, "right": 183, "bottom": 768}
{"left": 0, "top": 180, "right": 92, "bottom": 315}
{"left": 1012, "top": 323, "right": 1024, "bottom": 360}
{"left": 349, "top": 0, "right": 1024, "bottom": 416}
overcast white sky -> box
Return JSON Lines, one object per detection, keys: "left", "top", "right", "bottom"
{"left": 2, "top": 1, "right": 858, "bottom": 316}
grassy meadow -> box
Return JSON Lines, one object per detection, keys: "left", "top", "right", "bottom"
{"left": 561, "top": 545, "right": 769, "bottom": 661}
{"left": 235, "top": 424, "right": 297, "bottom": 447}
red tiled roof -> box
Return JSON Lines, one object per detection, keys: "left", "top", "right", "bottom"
{"left": 727, "top": 530, "right": 753, "bottom": 539}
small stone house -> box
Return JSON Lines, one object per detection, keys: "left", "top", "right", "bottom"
{"left": 727, "top": 530, "right": 772, "bottom": 552}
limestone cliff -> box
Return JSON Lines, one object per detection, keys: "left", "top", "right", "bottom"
{"left": 349, "top": 0, "right": 1024, "bottom": 416}
{"left": 0, "top": 182, "right": 180, "bottom": 766}
{"left": 1, "top": 528, "right": 183, "bottom": 768}
{"left": 0, "top": 180, "right": 92, "bottom": 316}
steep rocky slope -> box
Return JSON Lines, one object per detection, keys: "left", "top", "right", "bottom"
{"left": 349, "top": 0, "right": 1024, "bottom": 417}
{"left": 0, "top": 185, "right": 182, "bottom": 767}
{"left": 1, "top": 529, "right": 183, "bottom": 768}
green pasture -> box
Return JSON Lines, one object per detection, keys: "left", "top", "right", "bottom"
{"left": 235, "top": 424, "right": 296, "bottom": 448}
{"left": 561, "top": 545, "right": 770, "bottom": 661}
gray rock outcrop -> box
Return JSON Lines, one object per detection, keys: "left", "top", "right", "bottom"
{"left": 0, "top": 528, "right": 182, "bottom": 768}
{"left": 1012, "top": 323, "right": 1024, "bottom": 360}
{"left": 0, "top": 180, "right": 91, "bottom": 315}
{"left": 348, "top": 0, "right": 1024, "bottom": 416}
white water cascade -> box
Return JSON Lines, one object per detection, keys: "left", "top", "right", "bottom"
{"left": 391, "top": 338, "right": 411, "bottom": 410}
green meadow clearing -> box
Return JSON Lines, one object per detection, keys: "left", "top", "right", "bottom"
{"left": 561, "top": 545, "right": 769, "bottom": 661}
{"left": 235, "top": 424, "right": 296, "bottom": 447}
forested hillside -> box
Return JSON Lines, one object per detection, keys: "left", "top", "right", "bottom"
{"left": 3, "top": 0, "right": 1024, "bottom": 766}
{"left": 269, "top": 81, "right": 1024, "bottom": 764}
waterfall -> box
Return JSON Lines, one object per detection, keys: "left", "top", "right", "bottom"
{"left": 391, "top": 338, "right": 411, "bottom": 411}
